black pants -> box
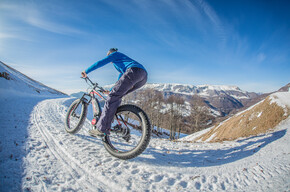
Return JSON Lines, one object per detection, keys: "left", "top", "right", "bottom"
{"left": 96, "top": 67, "right": 147, "bottom": 134}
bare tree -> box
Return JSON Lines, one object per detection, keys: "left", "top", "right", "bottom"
{"left": 189, "top": 95, "right": 214, "bottom": 132}
{"left": 123, "top": 89, "right": 214, "bottom": 139}
{"left": 151, "top": 91, "right": 164, "bottom": 135}
{"left": 175, "top": 97, "right": 185, "bottom": 139}
{"left": 132, "top": 89, "right": 166, "bottom": 135}
{"left": 165, "top": 95, "right": 185, "bottom": 140}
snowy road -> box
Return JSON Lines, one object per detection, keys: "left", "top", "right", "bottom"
{"left": 1, "top": 96, "right": 290, "bottom": 191}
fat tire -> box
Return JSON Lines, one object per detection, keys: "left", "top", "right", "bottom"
{"left": 65, "top": 99, "right": 88, "bottom": 134}
{"left": 103, "top": 104, "right": 151, "bottom": 160}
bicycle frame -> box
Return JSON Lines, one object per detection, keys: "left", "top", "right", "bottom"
{"left": 89, "top": 89, "right": 104, "bottom": 118}
{"left": 71, "top": 77, "right": 132, "bottom": 138}
{"left": 71, "top": 77, "right": 107, "bottom": 118}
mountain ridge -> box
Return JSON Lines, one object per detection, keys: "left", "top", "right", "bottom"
{"left": 139, "top": 83, "right": 260, "bottom": 116}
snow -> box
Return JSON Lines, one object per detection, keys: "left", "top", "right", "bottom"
{"left": 179, "top": 127, "right": 213, "bottom": 142}
{"left": 249, "top": 111, "right": 263, "bottom": 121}
{"left": 1, "top": 63, "right": 290, "bottom": 191}
{"left": 231, "top": 95, "right": 250, "bottom": 100}
{"left": 270, "top": 92, "right": 290, "bottom": 108}
{"left": 0, "top": 62, "right": 65, "bottom": 97}
{"left": 197, "top": 84, "right": 242, "bottom": 92}
{"left": 270, "top": 92, "right": 290, "bottom": 115}
{"left": 142, "top": 83, "right": 249, "bottom": 98}
{"left": 204, "top": 132, "right": 217, "bottom": 142}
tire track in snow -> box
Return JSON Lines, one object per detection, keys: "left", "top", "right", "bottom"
{"left": 31, "top": 98, "right": 112, "bottom": 191}
{"left": 32, "top": 99, "right": 251, "bottom": 191}
{"left": 24, "top": 97, "right": 290, "bottom": 191}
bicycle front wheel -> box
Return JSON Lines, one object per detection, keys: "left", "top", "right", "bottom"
{"left": 65, "top": 99, "right": 88, "bottom": 134}
{"left": 103, "top": 105, "right": 151, "bottom": 160}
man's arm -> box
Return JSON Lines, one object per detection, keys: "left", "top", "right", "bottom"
{"left": 85, "top": 54, "right": 114, "bottom": 74}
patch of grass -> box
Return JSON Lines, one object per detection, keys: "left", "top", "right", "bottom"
{"left": 196, "top": 96, "right": 289, "bottom": 142}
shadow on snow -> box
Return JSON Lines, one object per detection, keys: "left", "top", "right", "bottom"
{"left": 0, "top": 97, "right": 52, "bottom": 191}
{"left": 134, "top": 129, "right": 287, "bottom": 167}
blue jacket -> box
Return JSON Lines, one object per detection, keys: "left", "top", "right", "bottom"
{"left": 85, "top": 52, "right": 146, "bottom": 80}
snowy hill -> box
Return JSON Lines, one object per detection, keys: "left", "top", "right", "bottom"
{"left": 70, "top": 91, "right": 85, "bottom": 98}
{"left": 181, "top": 91, "right": 290, "bottom": 143}
{"left": 0, "top": 63, "right": 289, "bottom": 191}
{"left": 0, "top": 61, "right": 66, "bottom": 97}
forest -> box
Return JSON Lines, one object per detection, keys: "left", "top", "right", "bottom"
{"left": 122, "top": 89, "right": 215, "bottom": 140}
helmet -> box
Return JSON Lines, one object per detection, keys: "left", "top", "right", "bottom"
{"left": 107, "top": 48, "right": 118, "bottom": 55}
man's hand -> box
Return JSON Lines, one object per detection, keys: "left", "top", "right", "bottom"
{"left": 81, "top": 71, "right": 87, "bottom": 78}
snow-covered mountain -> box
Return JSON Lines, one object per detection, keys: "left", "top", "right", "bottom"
{"left": 142, "top": 83, "right": 260, "bottom": 115}
{"left": 0, "top": 61, "right": 66, "bottom": 97}
{"left": 144, "top": 83, "right": 249, "bottom": 98}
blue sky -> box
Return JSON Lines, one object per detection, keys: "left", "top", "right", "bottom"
{"left": 0, "top": 0, "right": 289, "bottom": 94}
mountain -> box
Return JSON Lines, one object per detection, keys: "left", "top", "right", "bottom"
{"left": 181, "top": 91, "right": 290, "bottom": 142}
{"left": 142, "top": 83, "right": 260, "bottom": 116}
{"left": 278, "top": 83, "right": 290, "bottom": 92}
{"left": 0, "top": 61, "right": 66, "bottom": 97}
{"left": 232, "top": 82, "right": 290, "bottom": 116}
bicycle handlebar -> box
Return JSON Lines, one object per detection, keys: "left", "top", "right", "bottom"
{"left": 81, "top": 76, "right": 106, "bottom": 93}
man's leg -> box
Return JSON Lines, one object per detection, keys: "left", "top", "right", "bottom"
{"left": 125, "top": 70, "right": 147, "bottom": 95}
{"left": 95, "top": 68, "right": 147, "bottom": 135}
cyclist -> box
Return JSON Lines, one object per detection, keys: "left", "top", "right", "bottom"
{"left": 81, "top": 48, "right": 148, "bottom": 137}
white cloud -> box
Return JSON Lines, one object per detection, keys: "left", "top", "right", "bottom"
{"left": 25, "top": 13, "right": 85, "bottom": 36}
{"left": 0, "top": 33, "right": 15, "bottom": 39}
{"left": 194, "top": 0, "right": 228, "bottom": 47}
{"left": 0, "top": 2, "right": 85, "bottom": 36}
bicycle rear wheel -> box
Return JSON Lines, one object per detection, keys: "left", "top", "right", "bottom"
{"left": 103, "top": 105, "right": 151, "bottom": 160}
{"left": 65, "top": 99, "right": 88, "bottom": 134}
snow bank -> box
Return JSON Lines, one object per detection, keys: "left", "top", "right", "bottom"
{"left": 270, "top": 92, "right": 290, "bottom": 114}
{"left": 0, "top": 61, "right": 66, "bottom": 97}
{"left": 179, "top": 126, "right": 212, "bottom": 142}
